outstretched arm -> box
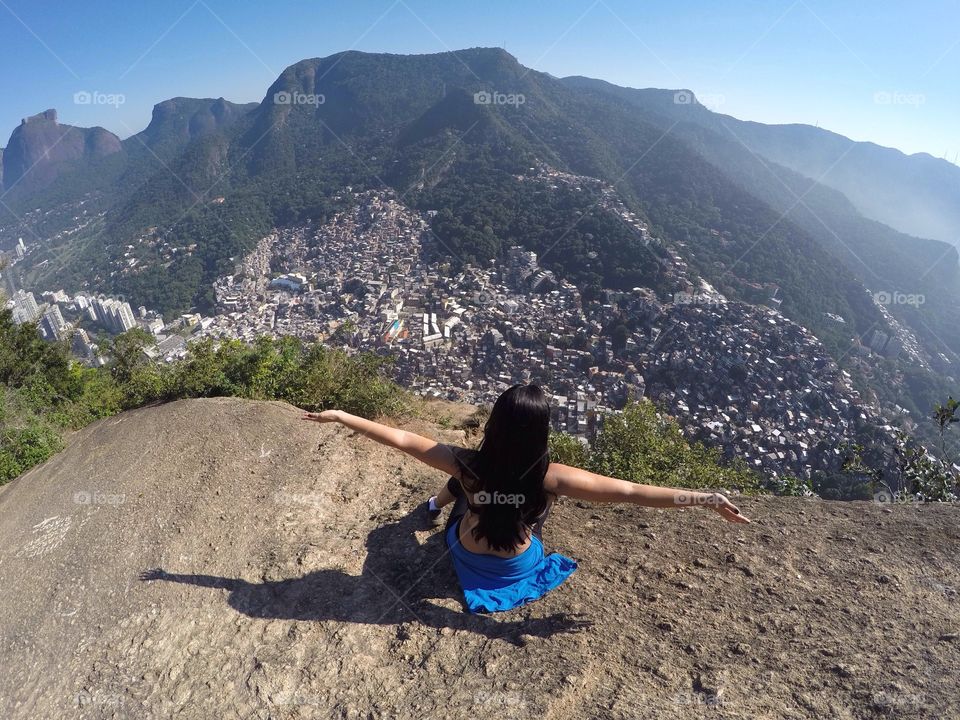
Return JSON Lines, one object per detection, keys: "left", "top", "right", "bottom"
{"left": 544, "top": 463, "right": 750, "bottom": 523}
{"left": 303, "top": 410, "right": 462, "bottom": 477}
{"left": 139, "top": 569, "right": 246, "bottom": 590}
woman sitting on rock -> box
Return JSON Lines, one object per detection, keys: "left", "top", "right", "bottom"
{"left": 303, "top": 384, "right": 749, "bottom": 613}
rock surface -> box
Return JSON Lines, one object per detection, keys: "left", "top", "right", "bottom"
{"left": 134, "top": 97, "right": 258, "bottom": 155}
{"left": 1, "top": 109, "right": 122, "bottom": 192}
{"left": 0, "top": 397, "right": 957, "bottom": 719}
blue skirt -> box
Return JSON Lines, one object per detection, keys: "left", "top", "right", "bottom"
{"left": 446, "top": 519, "right": 577, "bottom": 613}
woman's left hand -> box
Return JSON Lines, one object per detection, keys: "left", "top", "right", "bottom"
{"left": 708, "top": 493, "right": 751, "bottom": 523}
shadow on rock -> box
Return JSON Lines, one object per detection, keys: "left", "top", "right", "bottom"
{"left": 140, "top": 505, "right": 589, "bottom": 644}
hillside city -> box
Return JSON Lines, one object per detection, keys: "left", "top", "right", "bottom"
{"left": 3, "top": 172, "right": 908, "bottom": 484}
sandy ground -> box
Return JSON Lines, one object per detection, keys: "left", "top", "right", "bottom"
{"left": 0, "top": 397, "right": 957, "bottom": 719}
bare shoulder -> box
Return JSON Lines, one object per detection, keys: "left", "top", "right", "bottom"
{"left": 544, "top": 462, "right": 576, "bottom": 492}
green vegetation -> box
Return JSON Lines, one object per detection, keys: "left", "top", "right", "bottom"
{"left": 0, "top": 305, "right": 775, "bottom": 496}
{"left": 1, "top": 311, "right": 78, "bottom": 482}
{"left": 3, "top": 309, "right": 956, "bottom": 504}
{"left": 101, "top": 173, "right": 352, "bottom": 318}
{"left": 550, "top": 399, "right": 766, "bottom": 494}
{"left": 547, "top": 431, "right": 590, "bottom": 468}
{"left": 889, "top": 397, "right": 960, "bottom": 502}
{"left": 0, "top": 311, "right": 409, "bottom": 484}
{"left": 418, "top": 151, "right": 670, "bottom": 295}
{"left": 890, "top": 434, "right": 959, "bottom": 502}
{"left": 824, "top": 403, "right": 960, "bottom": 503}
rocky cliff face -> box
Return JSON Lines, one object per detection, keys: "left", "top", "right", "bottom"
{"left": 1, "top": 109, "right": 122, "bottom": 192}
{"left": 0, "top": 397, "right": 957, "bottom": 719}
{"left": 132, "top": 97, "right": 257, "bottom": 156}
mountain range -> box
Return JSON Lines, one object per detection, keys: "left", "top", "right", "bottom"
{"left": 562, "top": 77, "right": 960, "bottom": 248}
{"left": 1, "top": 47, "right": 957, "bottom": 426}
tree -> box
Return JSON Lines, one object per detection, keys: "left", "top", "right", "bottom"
{"left": 884, "top": 397, "right": 960, "bottom": 502}
{"left": 933, "top": 397, "right": 960, "bottom": 461}
{"left": 108, "top": 329, "right": 155, "bottom": 384}
{"left": 588, "top": 399, "right": 761, "bottom": 492}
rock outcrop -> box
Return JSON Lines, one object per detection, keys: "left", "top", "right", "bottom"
{"left": 0, "top": 398, "right": 957, "bottom": 719}
{"left": 133, "top": 97, "right": 257, "bottom": 156}
{"left": 1, "top": 109, "right": 122, "bottom": 192}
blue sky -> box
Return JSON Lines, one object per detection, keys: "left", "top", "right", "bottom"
{"left": 1, "top": 0, "right": 956, "bottom": 161}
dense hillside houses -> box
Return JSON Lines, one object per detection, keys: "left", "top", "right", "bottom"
{"left": 189, "top": 189, "right": 896, "bottom": 480}
{"left": 3, "top": 185, "right": 900, "bottom": 481}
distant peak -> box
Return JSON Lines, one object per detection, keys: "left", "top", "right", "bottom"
{"left": 147, "top": 96, "right": 249, "bottom": 121}
{"left": 22, "top": 109, "right": 58, "bottom": 126}
{"left": 459, "top": 46, "right": 519, "bottom": 61}
{"left": 331, "top": 46, "right": 517, "bottom": 60}
{"left": 289, "top": 46, "right": 521, "bottom": 72}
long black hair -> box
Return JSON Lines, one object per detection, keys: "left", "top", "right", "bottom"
{"left": 455, "top": 384, "right": 551, "bottom": 551}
